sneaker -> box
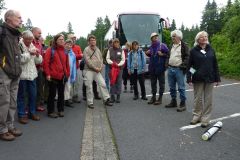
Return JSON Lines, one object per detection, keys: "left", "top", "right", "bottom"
{"left": 88, "top": 104, "right": 94, "bottom": 109}
{"left": 18, "top": 116, "right": 28, "bottom": 124}
{"left": 0, "top": 132, "right": 15, "bottom": 141}
{"left": 58, "top": 112, "right": 64, "bottom": 117}
{"left": 8, "top": 128, "right": 22, "bottom": 137}
{"left": 48, "top": 112, "right": 58, "bottom": 118}
{"left": 37, "top": 105, "right": 45, "bottom": 112}
{"left": 30, "top": 114, "right": 40, "bottom": 121}
{"left": 104, "top": 98, "right": 113, "bottom": 106}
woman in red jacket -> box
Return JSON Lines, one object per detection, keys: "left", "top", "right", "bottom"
{"left": 43, "top": 34, "right": 70, "bottom": 118}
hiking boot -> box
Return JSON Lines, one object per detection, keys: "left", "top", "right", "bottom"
{"left": 130, "top": 85, "right": 133, "bottom": 93}
{"left": 8, "top": 128, "right": 22, "bottom": 137}
{"left": 177, "top": 101, "right": 186, "bottom": 112}
{"left": 58, "top": 112, "right": 64, "bottom": 117}
{"left": 65, "top": 100, "right": 74, "bottom": 108}
{"left": 141, "top": 96, "right": 148, "bottom": 100}
{"left": 133, "top": 95, "right": 139, "bottom": 100}
{"left": 0, "top": 132, "right": 15, "bottom": 141}
{"left": 18, "top": 116, "right": 28, "bottom": 124}
{"left": 104, "top": 98, "right": 113, "bottom": 106}
{"left": 48, "top": 112, "right": 58, "bottom": 118}
{"left": 124, "top": 85, "right": 127, "bottom": 93}
{"left": 165, "top": 99, "right": 177, "bottom": 108}
{"left": 29, "top": 114, "right": 40, "bottom": 121}
{"left": 190, "top": 117, "right": 201, "bottom": 125}
{"left": 201, "top": 122, "right": 210, "bottom": 128}
{"left": 88, "top": 104, "right": 94, "bottom": 109}
{"left": 110, "top": 95, "right": 115, "bottom": 103}
{"left": 148, "top": 96, "right": 156, "bottom": 104}
{"left": 154, "top": 96, "right": 162, "bottom": 105}
{"left": 116, "top": 95, "right": 120, "bottom": 103}
{"left": 94, "top": 94, "right": 101, "bottom": 100}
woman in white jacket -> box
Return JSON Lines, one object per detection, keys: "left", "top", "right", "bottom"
{"left": 17, "top": 30, "right": 42, "bottom": 124}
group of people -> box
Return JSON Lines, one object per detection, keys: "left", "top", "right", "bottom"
{"left": 0, "top": 9, "right": 220, "bottom": 142}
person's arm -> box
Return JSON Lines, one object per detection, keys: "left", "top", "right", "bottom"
{"left": 106, "top": 50, "right": 113, "bottom": 64}
{"left": 84, "top": 48, "right": 97, "bottom": 71}
{"left": 43, "top": 48, "right": 51, "bottom": 81}
{"left": 118, "top": 50, "right": 125, "bottom": 66}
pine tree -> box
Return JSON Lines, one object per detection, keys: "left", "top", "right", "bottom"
{"left": 67, "top": 22, "right": 74, "bottom": 34}
{"left": 170, "top": 19, "right": 176, "bottom": 31}
{"left": 25, "top": 18, "right": 33, "bottom": 30}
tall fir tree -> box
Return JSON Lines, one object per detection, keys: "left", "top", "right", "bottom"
{"left": 170, "top": 19, "right": 176, "bottom": 31}
{"left": 25, "top": 18, "right": 33, "bottom": 30}
{"left": 67, "top": 22, "right": 74, "bottom": 34}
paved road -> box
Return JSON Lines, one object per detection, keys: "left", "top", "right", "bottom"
{"left": 0, "top": 102, "right": 86, "bottom": 160}
{"left": 107, "top": 77, "right": 240, "bottom": 160}
{"left": 1, "top": 77, "right": 240, "bottom": 160}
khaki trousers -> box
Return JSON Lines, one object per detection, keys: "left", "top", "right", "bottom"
{"left": 83, "top": 70, "right": 110, "bottom": 105}
{"left": 193, "top": 82, "right": 214, "bottom": 123}
{"left": 0, "top": 68, "right": 19, "bottom": 134}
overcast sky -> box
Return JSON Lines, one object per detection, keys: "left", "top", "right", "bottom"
{"left": 2, "top": 0, "right": 228, "bottom": 38}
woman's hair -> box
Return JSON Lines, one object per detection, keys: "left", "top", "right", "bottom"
{"left": 171, "top": 30, "right": 183, "bottom": 40}
{"left": 22, "top": 30, "right": 34, "bottom": 39}
{"left": 125, "top": 42, "right": 132, "bottom": 50}
{"left": 194, "top": 31, "right": 209, "bottom": 46}
{"left": 52, "top": 34, "right": 64, "bottom": 49}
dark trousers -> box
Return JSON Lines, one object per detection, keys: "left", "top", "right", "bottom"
{"left": 150, "top": 72, "right": 165, "bottom": 97}
{"left": 83, "top": 80, "right": 98, "bottom": 98}
{"left": 131, "top": 69, "right": 146, "bottom": 97}
{"left": 122, "top": 64, "right": 133, "bottom": 86}
{"left": 47, "top": 79, "right": 65, "bottom": 114}
{"left": 36, "top": 69, "right": 44, "bottom": 106}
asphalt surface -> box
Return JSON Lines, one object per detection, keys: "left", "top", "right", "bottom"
{"left": 107, "top": 77, "right": 240, "bottom": 160}
{"left": 0, "top": 76, "right": 239, "bottom": 160}
{"left": 0, "top": 102, "right": 86, "bottom": 160}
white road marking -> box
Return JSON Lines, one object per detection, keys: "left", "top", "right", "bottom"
{"left": 146, "top": 82, "right": 240, "bottom": 97}
{"left": 180, "top": 113, "right": 240, "bottom": 131}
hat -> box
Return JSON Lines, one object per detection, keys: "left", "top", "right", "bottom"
{"left": 67, "top": 34, "right": 76, "bottom": 39}
{"left": 112, "top": 38, "right": 120, "bottom": 43}
{"left": 150, "top": 32, "right": 158, "bottom": 40}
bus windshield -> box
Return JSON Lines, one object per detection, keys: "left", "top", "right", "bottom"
{"left": 119, "top": 14, "right": 160, "bottom": 45}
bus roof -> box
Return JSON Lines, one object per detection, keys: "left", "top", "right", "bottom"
{"left": 117, "top": 12, "right": 160, "bottom": 17}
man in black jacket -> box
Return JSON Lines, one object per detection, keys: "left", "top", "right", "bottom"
{"left": 0, "top": 10, "right": 23, "bottom": 141}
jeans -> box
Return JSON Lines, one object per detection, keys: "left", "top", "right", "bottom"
{"left": 105, "top": 64, "right": 110, "bottom": 91}
{"left": 167, "top": 67, "right": 186, "bottom": 101}
{"left": 131, "top": 69, "right": 146, "bottom": 97}
{"left": 17, "top": 79, "right": 37, "bottom": 117}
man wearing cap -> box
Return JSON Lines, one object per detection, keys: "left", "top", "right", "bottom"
{"left": 146, "top": 32, "right": 169, "bottom": 105}
{"left": 68, "top": 34, "right": 83, "bottom": 103}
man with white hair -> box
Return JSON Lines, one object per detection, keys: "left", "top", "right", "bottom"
{"left": 0, "top": 10, "right": 23, "bottom": 141}
{"left": 165, "top": 30, "right": 189, "bottom": 112}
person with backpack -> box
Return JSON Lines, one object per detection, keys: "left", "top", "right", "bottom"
{"left": 127, "top": 41, "right": 147, "bottom": 100}
{"left": 43, "top": 34, "right": 70, "bottom": 118}
{"left": 0, "top": 10, "right": 23, "bottom": 141}
{"left": 146, "top": 33, "right": 169, "bottom": 105}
